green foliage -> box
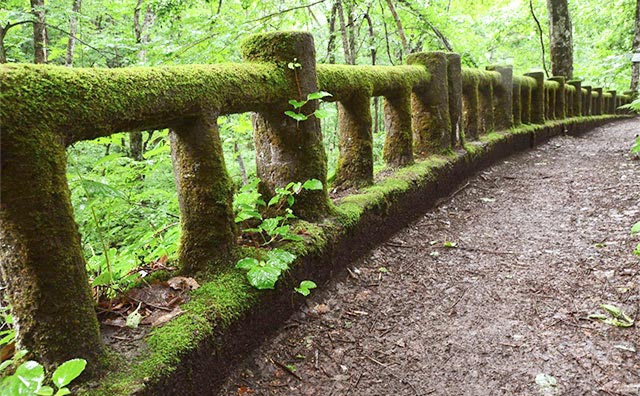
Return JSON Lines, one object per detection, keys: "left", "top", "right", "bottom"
{"left": 285, "top": 91, "right": 333, "bottom": 122}
{"left": 235, "top": 249, "right": 296, "bottom": 289}
{"left": 0, "top": 358, "right": 87, "bottom": 396}
{"left": 294, "top": 280, "right": 317, "bottom": 296}
{"left": 234, "top": 179, "right": 323, "bottom": 289}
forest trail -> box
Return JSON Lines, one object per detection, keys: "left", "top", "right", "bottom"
{"left": 221, "top": 118, "right": 640, "bottom": 396}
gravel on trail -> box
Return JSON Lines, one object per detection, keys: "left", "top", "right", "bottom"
{"left": 220, "top": 118, "right": 640, "bottom": 396}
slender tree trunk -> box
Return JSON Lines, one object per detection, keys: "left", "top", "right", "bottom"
{"left": 631, "top": 0, "right": 640, "bottom": 91}
{"left": 326, "top": 2, "right": 338, "bottom": 63}
{"left": 65, "top": 0, "right": 82, "bottom": 66}
{"left": 0, "top": 26, "right": 7, "bottom": 63}
{"left": 336, "top": 0, "right": 354, "bottom": 64}
{"left": 546, "top": 0, "right": 573, "bottom": 79}
{"left": 30, "top": 0, "right": 47, "bottom": 63}
{"left": 363, "top": 12, "right": 379, "bottom": 134}
{"left": 385, "top": 0, "right": 410, "bottom": 59}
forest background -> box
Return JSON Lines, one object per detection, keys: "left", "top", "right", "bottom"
{"left": 1, "top": 0, "right": 637, "bottom": 295}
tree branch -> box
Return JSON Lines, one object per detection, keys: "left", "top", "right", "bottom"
{"left": 529, "top": 0, "right": 549, "bottom": 77}
{"left": 246, "top": 0, "right": 329, "bottom": 23}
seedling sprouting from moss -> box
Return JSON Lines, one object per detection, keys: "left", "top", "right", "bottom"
{"left": 284, "top": 58, "right": 332, "bottom": 123}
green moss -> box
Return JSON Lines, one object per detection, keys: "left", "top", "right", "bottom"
{"left": 1, "top": 63, "right": 288, "bottom": 145}
{"left": 513, "top": 75, "right": 536, "bottom": 88}
{"left": 317, "top": 64, "right": 429, "bottom": 101}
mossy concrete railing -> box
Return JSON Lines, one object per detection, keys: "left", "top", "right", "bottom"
{"left": 0, "top": 30, "right": 634, "bottom": 378}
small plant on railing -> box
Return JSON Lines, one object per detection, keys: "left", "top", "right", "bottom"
{"left": 284, "top": 58, "right": 332, "bottom": 123}
{"left": 233, "top": 178, "right": 322, "bottom": 290}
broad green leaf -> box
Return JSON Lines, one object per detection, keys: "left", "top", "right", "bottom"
{"left": 55, "top": 388, "right": 71, "bottom": 396}
{"left": 36, "top": 386, "right": 54, "bottom": 395}
{"left": 80, "top": 179, "right": 126, "bottom": 200}
{"left": 313, "top": 109, "right": 330, "bottom": 119}
{"left": 307, "top": 91, "right": 332, "bottom": 100}
{"left": 302, "top": 179, "right": 323, "bottom": 190}
{"left": 295, "top": 280, "right": 317, "bottom": 296}
{"left": 235, "top": 257, "right": 259, "bottom": 270}
{"left": 15, "top": 360, "right": 44, "bottom": 389}
{"left": 246, "top": 265, "right": 281, "bottom": 289}
{"left": 267, "top": 249, "right": 296, "bottom": 268}
{"left": 267, "top": 195, "right": 281, "bottom": 207}
{"left": 52, "top": 359, "right": 87, "bottom": 388}
{"left": 260, "top": 218, "right": 279, "bottom": 234}
{"left": 284, "top": 111, "right": 308, "bottom": 121}
{"left": 91, "top": 271, "right": 113, "bottom": 287}
{"left": 288, "top": 99, "right": 307, "bottom": 109}
{"left": 632, "top": 222, "right": 640, "bottom": 235}
{"left": 126, "top": 304, "right": 142, "bottom": 329}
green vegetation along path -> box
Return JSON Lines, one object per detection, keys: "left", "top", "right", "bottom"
{"left": 221, "top": 118, "right": 640, "bottom": 395}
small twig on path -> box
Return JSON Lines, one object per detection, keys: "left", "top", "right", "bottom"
{"left": 269, "top": 358, "right": 302, "bottom": 381}
{"left": 366, "top": 355, "right": 387, "bottom": 367}
{"left": 448, "top": 288, "right": 468, "bottom": 315}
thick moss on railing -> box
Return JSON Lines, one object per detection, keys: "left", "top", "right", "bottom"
{"left": 1, "top": 63, "right": 289, "bottom": 145}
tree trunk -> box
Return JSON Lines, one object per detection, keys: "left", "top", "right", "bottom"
{"left": 631, "top": 0, "right": 640, "bottom": 91}
{"left": 65, "top": 0, "right": 82, "bottom": 66}
{"left": 326, "top": 2, "right": 338, "bottom": 63}
{"left": 336, "top": 0, "right": 354, "bottom": 64}
{"left": 30, "top": 0, "right": 47, "bottom": 64}
{"left": 0, "top": 25, "right": 7, "bottom": 63}
{"left": 546, "top": 0, "right": 573, "bottom": 79}
{"left": 385, "top": 0, "right": 410, "bottom": 59}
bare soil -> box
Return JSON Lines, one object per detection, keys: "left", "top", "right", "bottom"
{"left": 220, "top": 118, "right": 640, "bottom": 396}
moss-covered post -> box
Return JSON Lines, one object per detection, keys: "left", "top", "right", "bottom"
{"left": 334, "top": 89, "right": 374, "bottom": 189}
{"left": 549, "top": 76, "right": 566, "bottom": 119}
{"left": 478, "top": 81, "right": 495, "bottom": 134}
{"left": 383, "top": 89, "right": 414, "bottom": 167}
{"left": 607, "top": 90, "right": 617, "bottom": 114}
{"left": 546, "top": 85, "right": 556, "bottom": 120}
{"left": 487, "top": 65, "right": 513, "bottom": 130}
{"left": 512, "top": 81, "right": 522, "bottom": 126}
{"left": 462, "top": 73, "right": 480, "bottom": 140}
{"left": 524, "top": 72, "right": 545, "bottom": 124}
{"left": 447, "top": 53, "right": 463, "bottom": 146}
{"left": 568, "top": 80, "right": 581, "bottom": 117}
{"left": 0, "top": 130, "right": 103, "bottom": 369}
{"left": 593, "top": 87, "right": 603, "bottom": 115}
{"left": 582, "top": 85, "right": 592, "bottom": 115}
{"left": 408, "top": 52, "right": 451, "bottom": 155}
{"left": 241, "top": 32, "right": 330, "bottom": 219}
{"left": 520, "top": 84, "right": 532, "bottom": 124}
{"left": 169, "top": 114, "right": 236, "bottom": 273}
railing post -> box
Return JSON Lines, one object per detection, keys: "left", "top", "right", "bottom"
{"left": 407, "top": 52, "right": 452, "bottom": 154}
{"left": 447, "top": 53, "right": 463, "bottom": 146}
{"left": 520, "top": 82, "right": 532, "bottom": 124}
{"left": 334, "top": 89, "right": 374, "bottom": 189}
{"left": 524, "top": 72, "right": 545, "bottom": 124}
{"left": 549, "top": 76, "right": 566, "bottom": 119}
{"left": 487, "top": 65, "right": 513, "bottom": 130}
{"left": 478, "top": 79, "right": 495, "bottom": 133}
{"left": 593, "top": 87, "right": 603, "bottom": 115}
{"left": 383, "top": 88, "right": 414, "bottom": 167}
{"left": 169, "top": 114, "right": 236, "bottom": 273}
{"left": 568, "top": 80, "right": 581, "bottom": 117}
{"left": 462, "top": 72, "right": 480, "bottom": 140}
{"left": 512, "top": 80, "right": 522, "bottom": 126}
{"left": 582, "top": 85, "right": 592, "bottom": 115}
{"left": 241, "top": 32, "right": 330, "bottom": 219}
{"left": 0, "top": 129, "right": 103, "bottom": 368}
{"left": 607, "top": 90, "right": 617, "bottom": 114}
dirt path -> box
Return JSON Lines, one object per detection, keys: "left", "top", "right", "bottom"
{"left": 220, "top": 118, "right": 640, "bottom": 396}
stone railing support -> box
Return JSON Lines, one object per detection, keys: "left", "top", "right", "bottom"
{"left": 0, "top": 128, "right": 103, "bottom": 368}
{"left": 334, "top": 89, "right": 374, "bottom": 189}
{"left": 512, "top": 81, "right": 522, "bottom": 126}
{"left": 169, "top": 114, "right": 236, "bottom": 273}
{"left": 549, "top": 76, "right": 566, "bottom": 120}
{"left": 593, "top": 87, "right": 603, "bottom": 115}
{"left": 520, "top": 84, "right": 532, "bottom": 124}
{"left": 447, "top": 53, "right": 463, "bottom": 146}
{"left": 582, "top": 85, "right": 592, "bottom": 115}
{"left": 487, "top": 65, "right": 513, "bottom": 130}
{"left": 478, "top": 81, "right": 495, "bottom": 133}
{"left": 241, "top": 32, "right": 330, "bottom": 219}
{"left": 408, "top": 52, "right": 451, "bottom": 154}
{"left": 462, "top": 73, "right": 480, "bottom": 140}
{"left": 568, "top": 80, "right": 582, "bottom": 117}
{"left": 524, "top": 72, "right": 545, "bottom": 124}
{"left": 383, "top": 88, "right": 414, "bottom": 167}
{"left": 607, "top": 90, "right": 617, "bottom": 114}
